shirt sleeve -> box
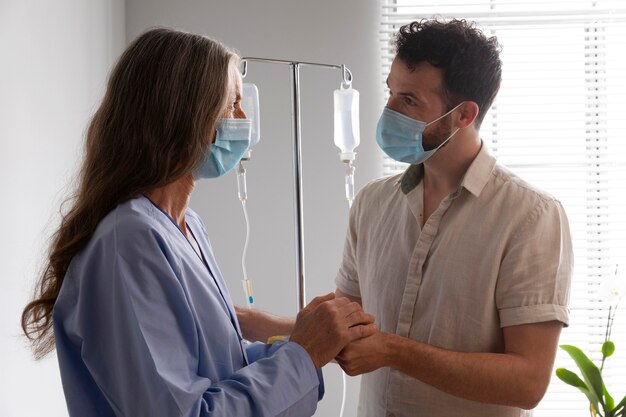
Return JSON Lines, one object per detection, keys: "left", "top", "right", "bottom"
{"left": 496, "top": 198, "right": 574, "bottom": 328}
{"left": 335, "top": 191, "right": 362, "bottom": 298}
{"left": 74, "top": 219, "right": 321, "bottom": 417}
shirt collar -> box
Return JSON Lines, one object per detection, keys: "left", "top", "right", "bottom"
{"left": 398, "top": 142, "right": 496, "bottom": 197}
{"left": 398, "top": 164, "right": 423, "bottom": 194}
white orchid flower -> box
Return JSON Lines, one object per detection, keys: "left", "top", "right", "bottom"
{"left": 599, "top": 264, "right": 623, "bottom": 305}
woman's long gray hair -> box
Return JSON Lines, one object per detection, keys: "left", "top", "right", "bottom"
{"left": 22, "top": 27, "right": 238, "bottom": 358}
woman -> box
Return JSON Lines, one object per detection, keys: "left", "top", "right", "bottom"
{"left": 21, "top": 28, "right": 374, "bottom": 417}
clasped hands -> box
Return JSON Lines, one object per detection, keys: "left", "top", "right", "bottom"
{"left": 289, "top": 293, "right": 390, "bottom": 375}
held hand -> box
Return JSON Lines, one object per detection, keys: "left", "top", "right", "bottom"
{"left": 234, "top": 306, "right": 295, "bottom": 342}
{"left": 290, "top": 293, "right": 376, "bottom": 369}
{"left": 335, "top": 329, "right": 390, "bottom": 376}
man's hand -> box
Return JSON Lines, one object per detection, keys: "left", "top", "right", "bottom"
{"left": 290, "top": 293, "right": 376, "bottom": 369}
{"left": 336, "top": 328, "right": 390, "bottom": 376}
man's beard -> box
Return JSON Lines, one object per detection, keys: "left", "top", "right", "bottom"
{"left": 422, "top": 116, "right": 455, "bottom": 151}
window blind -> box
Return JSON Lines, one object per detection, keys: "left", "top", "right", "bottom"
{"left": 379, "top": 1, "right": 626, "bottom": 415}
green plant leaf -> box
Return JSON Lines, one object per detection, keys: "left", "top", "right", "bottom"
{"left": 560, "top": 345, "right": 604, "bottom": 408}
{"left": 604, "top": 384, "right": 615, "bottom": 413}
{"left": 556, "top": 368, "right": 587, "bottom": 389}
{"left": 602, "top": 341, "right": 616, "bottom": 358}
{"left": 555, "top": 368, "right": 599, "bottom": 409}
{"left": 614, "top": 395, "right": 626, "bottom": 414}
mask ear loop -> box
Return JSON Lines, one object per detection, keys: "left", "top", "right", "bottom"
{"left": 423, "top": 102, "right": 465, "bottom": 154}
{"left": 424, "top": 101, "right": 465, "bottom": 127}
{"left": 435, "top": 127, "right": 460, "bottom": 150}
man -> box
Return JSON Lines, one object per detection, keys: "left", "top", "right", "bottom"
{"left": 236, "top": 18, "right": 573, "bottom": 417}
{"left": 333, "top": 19, "right": 573, "bottom": 416}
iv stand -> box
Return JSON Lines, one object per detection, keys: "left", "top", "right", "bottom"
{"left": 241, "top": 57, "right": 353, "bottom": 311}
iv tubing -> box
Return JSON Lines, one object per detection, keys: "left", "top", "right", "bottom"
{"left": 340, "top": 371, "right": 347, "bottom": 417}
{"left": 240, "top": 200, "right": 254, "bottom": 308}
{"left": 237, "top": 162, "right": 254, "bottom": 308}
{"left": 241, "top": 204, "right": 249, "bottom": 281}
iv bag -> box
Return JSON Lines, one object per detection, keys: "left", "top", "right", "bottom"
{"left": 333, "top": 87, "right": 360, "bottom": 160}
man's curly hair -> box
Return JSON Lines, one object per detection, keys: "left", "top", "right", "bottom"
{"left": 394, "top": 19, "right": 502, "bottom": 128}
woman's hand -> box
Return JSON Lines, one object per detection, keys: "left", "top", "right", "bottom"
{"left": 235, "top": 306, "right": 295, "bottom": 342}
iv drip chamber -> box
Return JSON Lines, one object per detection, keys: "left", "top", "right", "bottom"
{"left": 333, "top": 87, "right": 360, "bottom": 162}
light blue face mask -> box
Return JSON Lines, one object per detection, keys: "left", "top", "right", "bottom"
{"left": 195, "top": 118, "right": 252, "bottom": 179}
{"left": 376, "top": 104, "right": 462, "bottom": 165}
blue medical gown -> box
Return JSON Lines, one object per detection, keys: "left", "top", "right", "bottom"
{"left": 53, "top": 196, "right": 322, "bottom": 417}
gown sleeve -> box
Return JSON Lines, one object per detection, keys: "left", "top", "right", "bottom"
{"left": 66, "top": 212, "right": 321, "bottom": 417}
{"left": 245, "top": 341, "right": 325, "bottom": 401}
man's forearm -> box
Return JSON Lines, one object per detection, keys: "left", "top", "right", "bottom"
{"left": 386, "top": 333, "right": 550, "bottom": 410}
{"left": 235, "top": 306, "right": 295, "bottom": 342}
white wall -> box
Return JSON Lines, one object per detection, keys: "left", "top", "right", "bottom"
{"left": 124, "top": 1, "right": 382, "bottom": 416}
{"left": 0, "top": 1, "right": 125, "bottom": 416}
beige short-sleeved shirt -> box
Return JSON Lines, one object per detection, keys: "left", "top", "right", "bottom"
{"left": 335, "top": 144, "right": 573, "bottom": 417}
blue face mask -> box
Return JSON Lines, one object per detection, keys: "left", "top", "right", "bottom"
{"left": 376, "top": 104, "right": 462, "bottom": 165}
{"left": 195, "top": 118, "right": 252, "bottom": 179}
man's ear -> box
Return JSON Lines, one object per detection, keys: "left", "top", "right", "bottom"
{"left": 457, "top": 101, "right": 480, "bottom": 128}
